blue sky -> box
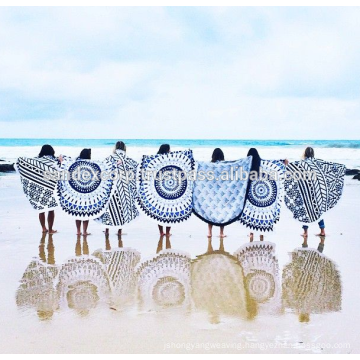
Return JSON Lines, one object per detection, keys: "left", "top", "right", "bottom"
{"left": 0, "top": 7, "right": 359, "bottom": 139}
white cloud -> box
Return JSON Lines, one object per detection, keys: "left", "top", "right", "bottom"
{"left": 0, "top": 7, "right": 359, "bottom": 139}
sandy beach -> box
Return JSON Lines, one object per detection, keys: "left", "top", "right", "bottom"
{"left": 0, "top": 145, "right": 359, "bottom": 353}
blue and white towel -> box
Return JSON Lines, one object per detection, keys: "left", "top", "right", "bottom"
{"left": 95, "top": 150, "right": 139, "bottom": 227}
{"left": 192, "top": 157, "right": 252, "bottom": 226}
{"left": 57, "top": 157, "right": 115, "bottom": 220}
{"left": 239, "top": 160, "right": 286, "bottom": 232}
{"left": 284, "top": 158, "right": 346, "bottom": 223}
{"left": 16, "top": 155, "right": 60, "bottom": 213}
{"left": 137, "top": 150, "right": 195, "bottom": 224}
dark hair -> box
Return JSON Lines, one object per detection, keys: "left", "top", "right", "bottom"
{"left": 79, "top": 148, "right": 91, "bottom": 160}
{"left": 211, "top": 148, "right": 225, "bottom": 162}
{"left": 114, "top": 141, "right": 126, "bottom": 153}
{"left": 157, "top": 144, "right": 170, "bottom": 154}
{"left": 38, "top": 145, "right": 55, "bottom": 158}
{"left": 247, "top": 148, "right": 261, "bottom": 174}
{"left": 303, "top": 147, "right": 315, "bottom": 159}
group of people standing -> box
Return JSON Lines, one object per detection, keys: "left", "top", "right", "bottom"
{"left": 25, "top": 141, "right": 329, "bottom": 240}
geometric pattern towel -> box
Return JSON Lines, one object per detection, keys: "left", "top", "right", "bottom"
{"left": 239, "top": 160, "right": 286, "bottom": 232}
{"left": 284, "top": 158, "right": 346, "bottom": 223}
{"left": 282, "top": 248, "right": 342, "bottom": 315}
{"left": 234, "top": 241, "right": 282, "bottom": 316}
{"left": 16, "top": 156, "right": 60, "bottom": 213}
{"left": 192, "top": 157, "right": 252, "bottom": 226}
{"left": 95, "top": 150, "right": 139, "bottom": 227}
{"left": 56, "top": 157, "right": 116, "bottom": 220}
{"left": 92, "top": 247, "right": 141, "bottom": 309}
{"left": 137, "top": 150, "right": 195, "bottom": 224}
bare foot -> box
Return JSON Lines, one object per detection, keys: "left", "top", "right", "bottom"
{"left": 77, "top": 232, "right": 82, "bottom": 236}
{"left": 159, "top": 232, "right": 165, "bottom": 237}
{"left": 260, "top": 235, "right": 264, "bottom": 241}
{"left": 83, "top": 232, "right": 91, "bottom": 236}
{"left": 218, "top": 234, "right": 227, "bottom": 238}
{"left": 103, "top": 229, "right": 109, "bottom": 236}
{"left": 301, "top": 233, "right": 308, "bottom": 238}
{"left": 42, "top": 228, "right": 48, "bottom": 233}
{"left": 207, "top": 234, "right": 212, "bottom": 238}
{"left": 49, "top": 230, "right": 57, "bottom": 234}
{"left": 249, "top": 233, "right": 254, "bottom": 242}
{"left": 316, "top": 232, "right": 326, "bottom": 237}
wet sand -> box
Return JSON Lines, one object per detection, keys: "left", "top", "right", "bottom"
{"left": 0, "top": 171, "right": 359, "bottom": 353}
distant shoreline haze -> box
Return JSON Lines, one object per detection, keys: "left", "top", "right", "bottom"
{"left": 0, "top": 139, "right": 360, "bottom": 148}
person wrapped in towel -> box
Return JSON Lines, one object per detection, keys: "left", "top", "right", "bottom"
{"left": 238, "top": 148, "right": 288, "bottom": 241}
{"left": 56, "top": 148, "right": 116, "bottom": 236}
{"left": 95, "top": 141, "right": 139, "bottom": 237}
{"left": 16, "top": 144, "right": 62, "bottom": 234}
{"left": 284, "top": 146, "right": 346, "bottom": 238}
{"left": 137, "top": 144, "right": 195, "bottom": 237}
{"left": 282, "top": 238, "right": 341, "bottom": 323}
{"left": 192, "top": 148, "right": 252, "bottom": 238}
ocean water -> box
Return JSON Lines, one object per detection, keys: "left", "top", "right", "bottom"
{"left": 0, "top": 138, "right": 360, "bottom": 148}
{"left": 1, "top": 138, "right": 360, "bottom": 168}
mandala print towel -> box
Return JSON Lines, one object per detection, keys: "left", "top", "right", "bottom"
{"left": 95, "top": 151, "right": 139, "bottom": 227}
{"left": 56, "top": 256, "right": 111, "bottom": 311}
{"left": 57, "top": 157, "right": 116, "bottom": 220}
{"left": 136, "top": 249, "right": 191, "bottom": 310}
{"left": 239, "top": 160, "right": 286, "bottom": 231}
{"left": 137, "top": 150, "right": 195, "bottom": 224}
{"left": 284, "top": 158, "right": 346, "bottom": 223}
{"left": 192, "top": 157, "right": 252, "bottom": 226}
{"left": 16, "top": 156, "right": 60, "bottom": 213}
{"left": 234, "top": 242, "right": 282, "bottom": 316}
{"left": 282, "top": 248, "right": 341, "bottom": 314}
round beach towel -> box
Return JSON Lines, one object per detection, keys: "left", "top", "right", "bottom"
{"left": 95, "top": 150, "right": 139, "bottom": 227}
{"left": 57, "top": 157, "right": 116, "bottom": 220}
{"left": 192, "top": 157, "right": 252, "bottom": 226}
{"left": 137, "top": 150, "right": 195, "bottom": 224}
{"left": 238, "top": 159, "right": 286, "bottom": 232}
{"left": 284, "top": 158, "right": 346, "bottom": 223}
{"left": 16, "top": 155, "right": 60, "bottom": 213}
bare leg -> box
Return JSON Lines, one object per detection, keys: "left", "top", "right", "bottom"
{"left": 156, "top": 236, "right": 163, "bottom": 253}
{"left": 165, "top": 235, "right": 171, "bottom": 249}
{"left": 47, "top": 234, "right": 55, "bottom": 265}
{"left": 208, "top": 224, "right": 213, "bottom": 238}
{"left": 158, "top": 225, "right": 164, "bottom": 236}
{"left": 260, "top": 234, "right": 264, "bottom": 241}
{"left": 47, "top": 211, "right": 57, "bottom": 234}
{"left": 219, "top": 226, "right": 227, "bottom": 238}
{"left": 219, "top": 237, "right": 225, "bottom": 252}
{"left": 39, "top": 212, "right": 48, "bottom": 233}
{"left": 83, "top": 236, "right": 89, "bottom": 255}
{"left": 166, "top": 227, "right": 171, "bottom": 236}
{"left": 76, "top": 220, "right": 82, "bottom": 235}
{"left": 207, "top": 238, "right": 214, "bottom": 254}
{"left": 105, "top": 235, "right": 111, "bottom": 251}
{"left": 75, "top": 235, "right": 82, "bottom": 256}
{"left": 104, "top": 228, "right": 109, "bottom": 236}
{"left": 39, "top": 233, "right": 46, "bottom": 262}
{"left": 249, "top": 232, "right": 254, "bottom": 242}
{"left": 83, "top": 220, "right": 91, "bottom": 235}
{"left": 117, "top": 229, "right": 122, "bottom": 237}
{"left": 118, "top": 236, "right": 123, "bottom": 248}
